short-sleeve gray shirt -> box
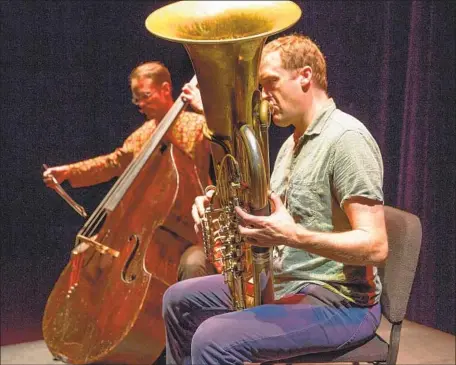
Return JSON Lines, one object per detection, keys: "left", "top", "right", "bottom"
{"left": 270, "top": 98, "right": 384, "bottom": 306}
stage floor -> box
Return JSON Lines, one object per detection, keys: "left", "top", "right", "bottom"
{"left": 1, "top": 318, "right": 454, "bottom": 364}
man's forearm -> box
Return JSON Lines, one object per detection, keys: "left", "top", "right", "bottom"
{"left": 289, "top": 226, "right": 387, "bottom": 266}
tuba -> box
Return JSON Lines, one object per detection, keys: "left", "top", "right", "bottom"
{"left": 146, "top": 1, "right": 301, "bottom": 310}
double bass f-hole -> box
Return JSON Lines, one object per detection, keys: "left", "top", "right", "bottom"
{"left": 122, "top": 234, "right": 140, "bottom": 283}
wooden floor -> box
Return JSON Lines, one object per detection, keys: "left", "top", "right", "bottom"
{"left": 1, "top": 318, "right": 454, "bottom": 364}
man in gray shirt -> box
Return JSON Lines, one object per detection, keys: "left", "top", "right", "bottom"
{"left": 163, "top": 34, "right": 388, "bottom": 365}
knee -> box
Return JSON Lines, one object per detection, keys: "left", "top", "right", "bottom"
{"left": 178, "top": 245, "right": 215, "bottom": 281}
{"left": 162, "top": 281, "right": 187, "bottom": 319}
{"left": 191, "top": 315, "right": 248, "bottom": 364}
{"left": 191, "top": 316, "right": 225, "bottom": 363}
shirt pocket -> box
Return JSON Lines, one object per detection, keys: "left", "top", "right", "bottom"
{"left": 286, "top": 178, "right": 328, "bottom": 229}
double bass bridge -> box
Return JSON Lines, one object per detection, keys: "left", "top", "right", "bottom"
{"left": 66, "top": 234, "right": 120, "bottom": 295}
{"left": 74, "top": 234, "right": 120, "bottom": 258}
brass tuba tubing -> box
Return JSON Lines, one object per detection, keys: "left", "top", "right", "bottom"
{"left": 146, "top": 1, "right": 302, "bottom": 309}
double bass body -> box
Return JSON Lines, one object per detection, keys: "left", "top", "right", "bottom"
{"left": 43, "top": 143, "right": 202, "bottom": 364}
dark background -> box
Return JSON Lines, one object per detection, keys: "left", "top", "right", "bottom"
{"left": 1, "top": 0, "right": 455, "bottom": 345}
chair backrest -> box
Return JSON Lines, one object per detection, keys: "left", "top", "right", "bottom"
{"left": 379, "top": 206, "right": 422, "bottom": 323}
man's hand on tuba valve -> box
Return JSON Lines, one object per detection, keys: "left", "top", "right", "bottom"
{"left": 235, "top": 192, "right": 297, "bottom": 248}
{"left": 192, "top": 187, "right": 224, "bottom": 273}
{"left": 191, "top": 186, "right": 216, "bottom": 237}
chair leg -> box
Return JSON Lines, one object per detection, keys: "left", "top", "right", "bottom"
{"left": 387, "top": 322, "right": 402, "bottom": 365}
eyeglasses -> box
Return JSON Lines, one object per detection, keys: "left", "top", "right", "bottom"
{"left": 131, "top": 90, "right": 158, "bottom": 105}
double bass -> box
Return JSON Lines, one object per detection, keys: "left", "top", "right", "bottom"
{"left": 42, "top": 76, "right": 204, "bottom": 364}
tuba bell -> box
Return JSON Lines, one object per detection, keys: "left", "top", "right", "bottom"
{"left": 146, "top": 1, "right": 301, "bottom": 310}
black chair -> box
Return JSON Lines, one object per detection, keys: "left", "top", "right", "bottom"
{"left": 261, "top": 206, "right": 423, "bottom": 365}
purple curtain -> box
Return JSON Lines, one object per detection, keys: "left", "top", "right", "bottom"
{"left": 335, "top": 0, "right": 455, "bottom": 333}
{"left": 394, "top": 1, "right": 455, "bottom": 333}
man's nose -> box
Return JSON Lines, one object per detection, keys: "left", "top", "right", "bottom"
{"left": 261, "top": 88, "right": 271, "bottom": 100}
{"left": 138, "top": 99, "right": 147, "bottom": 108}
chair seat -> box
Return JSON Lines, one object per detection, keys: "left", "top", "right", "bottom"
{"left": 262, "top": 334, "right": 389, "bottom": 364}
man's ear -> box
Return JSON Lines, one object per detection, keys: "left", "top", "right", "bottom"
{"left": 161, "top": 81, "right": 172, "bottom": 96}
{"left": 299, "top": 66, "right": 312, "bottom": 91}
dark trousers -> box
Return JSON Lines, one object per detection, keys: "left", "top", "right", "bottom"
{"left": 177, "top": 245, "right": 216, "bottom": 281}
{"left": 163, "top": 275, "right": 381, "bottom": 365}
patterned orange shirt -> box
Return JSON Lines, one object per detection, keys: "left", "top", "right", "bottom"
{"left": 65, "top": 111, "right": 211, "bottom": 188}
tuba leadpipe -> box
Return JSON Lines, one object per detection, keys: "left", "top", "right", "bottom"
{"left": 146, "top": 1, "right": 301, "bottom": 310}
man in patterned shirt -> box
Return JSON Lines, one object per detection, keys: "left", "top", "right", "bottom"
{"left": 163, "top": 34, "right": 389, "bottom": 365}
{"left": 43, "top": 61, "right": 215, "bottom": 281}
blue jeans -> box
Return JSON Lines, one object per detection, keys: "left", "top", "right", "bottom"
{"left": 162, "top": 274, "right": 381, "bottom": 365}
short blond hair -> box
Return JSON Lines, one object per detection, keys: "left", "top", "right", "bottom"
{"left": 129, "top": 61, "right": 172, "bottom": 89}
{"left": 263, "top": 34, "right": 328, "bottom": 91}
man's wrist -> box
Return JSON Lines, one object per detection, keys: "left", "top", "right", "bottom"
{"left": 287, "top": 224, "right": 312, "bottom": 249}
